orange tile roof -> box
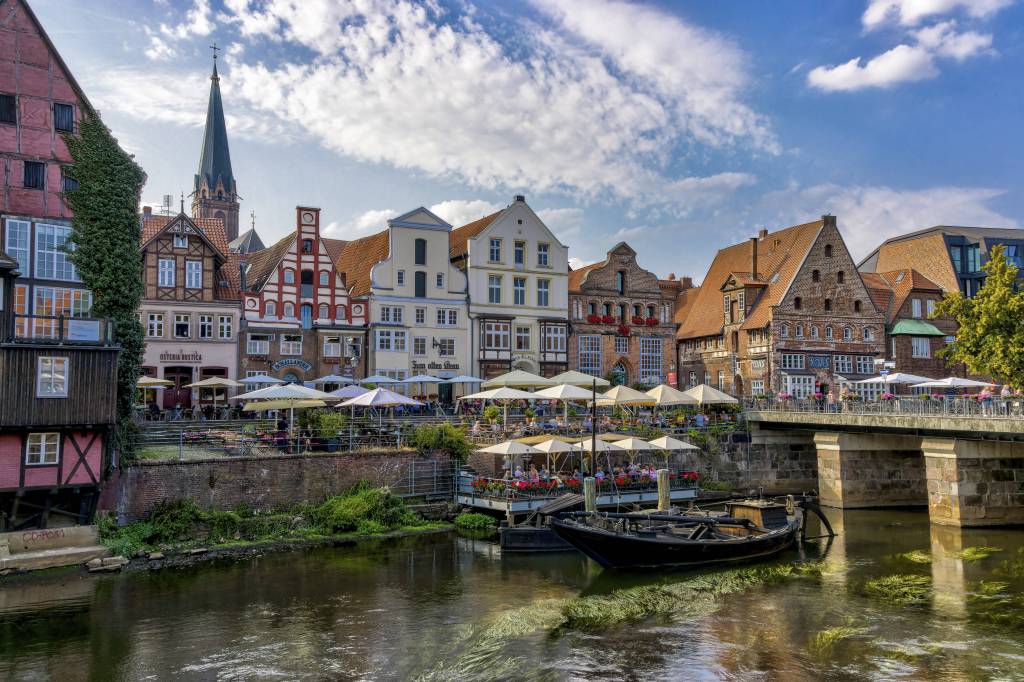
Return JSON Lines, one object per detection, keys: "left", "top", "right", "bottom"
{"left": 860, "top": 272, "right": 893, "bottom": 320}
{"left": 332, "top": 229, "right": 390, "bottom": 298}
{"left": 673, "top": 286, "right": 701, "bottom": 328}
{"left": 860, "top": 269, "right": 943, "bottom": 323}
{"left": 449, "top": 211, "right": 502, "bottom": 259}
{"left": 322, "top": 237, "right": 348, "bottom": 266}
{"left": 873, "top": 233, "right": 958, "bottom": 292}
{"left": 244, "top": 233, "right": 295, "bottom": 292}
{"left": 678, "top": 220, "right": 823, "bottom": 338}
{"left": 218, "top": 252, "right": 242, "bottom": 301}
{"left": 567, "top": 261, "right": 602, "bottom": 292}
{"left": 141, "top": 214, "right": 230, "bottom": 257}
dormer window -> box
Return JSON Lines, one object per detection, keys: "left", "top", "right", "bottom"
{"left": 173, "top": 234, "right": 187, "bottom": 249}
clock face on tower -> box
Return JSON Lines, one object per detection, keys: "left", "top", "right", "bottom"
{"left": 246, "top": 298, "right": 257, "bottom": 309}
{"left": 302, "top": 211, "right": 315, "bottom": 224}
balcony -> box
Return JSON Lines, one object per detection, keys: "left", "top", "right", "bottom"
{"left": 7, "top": 314, "right": 116, "bottom": 346}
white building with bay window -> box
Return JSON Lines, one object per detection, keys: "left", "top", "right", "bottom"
{"left": 358, "top": 208, "right": 470, "bottom": 400}
{"left": 449, "top": 195, "right": 569, "bottom": 379}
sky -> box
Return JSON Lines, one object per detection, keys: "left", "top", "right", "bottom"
{"left": 33, "top": 0, "right": 1024, "bottom": 280}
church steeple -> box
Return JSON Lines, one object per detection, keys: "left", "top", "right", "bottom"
{"left": 192, "top": 43, "right": 241, "bottom": 241}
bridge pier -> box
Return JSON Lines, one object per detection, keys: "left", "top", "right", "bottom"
{"left": 922, "top": 437, "right": 1024, "bottom": 527}
{"left": 813, "top": 433, "right": 926, "bottom": 509}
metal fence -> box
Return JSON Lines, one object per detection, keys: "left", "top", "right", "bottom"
{"left": 743, "top": 396, "right": 1024, "bottom": 420}
{"left": 390, "top": 459, "right": 458, "bottom": 499}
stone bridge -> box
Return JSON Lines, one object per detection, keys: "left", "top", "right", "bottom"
{"left": 745, "top": 410, "right": 1024, "bottom": 527}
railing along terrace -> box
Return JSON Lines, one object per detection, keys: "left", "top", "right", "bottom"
{"left": 8, "top": 314, "right": 115, "bottom": 345}
{"left": 743, "top": 395, "right": 1024, "bottom": 420}
{"left": 459, "top": 470, "right": 700, "bottom": 503}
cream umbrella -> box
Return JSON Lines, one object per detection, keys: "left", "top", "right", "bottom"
{"left": 573, "top": 437, "right": 624, "bottom": 453}
{"left": 138, "top": 376, "right": 173, "bottom": 387}
{"left": 682, "top": 384, "right": 739, "bottom": 405}
{"left": 186, "top": 376, "right": 243, "bottom": 415}
{"left": 596, "top": 385, "right": 657, "bottom": 406}
{"left": 613, "top": 437, "right": 655, "bottom": 451}
{"left": 361, "top": 375, "right": 399, "bottom": 385}
{"left": 482, "top": 369, "right": 554, "bottom": 389}
{"left": 648, "top": 436, "right": 699, "bottom": 451}
{"left": 855, "top": 373, "right": 932, "bottom": 385}
{"left": 645, "top": 384, "right": 697, "bottom": 406}
{"left": 549, "top": 370, "right": 610, "bottom": 388}
{"left": 459, "top": 387, "right": 540, "bottom": 430}
{"left": 475, "top": 440, "right": 543, "bottom": 456}
{"left": 910, "top": 377, "right": 996, "bottom": 389}
{"left": 311, "top": 374, "right": 354, "bottom": 386}
{"left": 534, "top": 383, "right": 594, "bottom": 424}
{"left": 401, "top": 374, "right": 442, "bottom": 401}
{"left": 242, "top": 399, "right": 326, "bottom": 411}
{"left": 339, "top": 388, "right": 424, "bottom": 448}
{"left": 329, "top": 384, "right": 370, "bottom": 399}
{"left": 532, "top": 437, "right": 581, "bottom": 473}
{"left": 238, "top": 375, "right": 285, "bottom": 386}
{"left": 233, "top": 384, "right": 339, "bottom": 441}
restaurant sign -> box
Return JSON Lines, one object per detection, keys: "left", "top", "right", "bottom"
{"left": 159, "top": 350, "right": 203, "bottom": 363}
{"left": 272, "top": 359, "right": 312, "bottom": 371}
{"left": 808, "top": 355, "right": 830, "bottom": 369}
{"left": 411, "top": 361, "right": 460, "bottom": 371}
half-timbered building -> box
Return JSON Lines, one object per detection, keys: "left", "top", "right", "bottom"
{"left": 239, "top": 207, "right": 367, "bottom": 382}
{"left": 138, "top": 210, "right": 241, "bottom": 409}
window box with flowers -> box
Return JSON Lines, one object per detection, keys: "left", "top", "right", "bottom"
{"left": 617, "top": 324, "right": 631, "bottom": 336}
{"left": 586, "top": 314, "right": 602, "bottom": 324}
{"left": 601, "top": 314, "right": 615, "bottom": 324}
{"left": 631, "top": 315, "right": 645, "bottom": 325}
{"left": 645, "top": 316, "right": 658, "bottom": 326}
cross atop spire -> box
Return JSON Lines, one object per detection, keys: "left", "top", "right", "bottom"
{"left": 210, "top": 42, "right": 220, "bottom": 79}
{"left": 193, "top": 40, "right": 239, "bottom": 241}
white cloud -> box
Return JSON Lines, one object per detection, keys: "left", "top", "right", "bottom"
{"left": 808, "top": 44, "right": 937, "bottom": 91}
{"left": 763, "top": 184, "right": 1017, "bottom": 259}
{"left": 862, "top": 0, "right": 1014, "bottom": 29}
{"left": 912, "top": 21, "right": 993, "bottom": 60}
{"left": 323, "top": 208, "right": 400, "bottom": 239}
{"left": 144, "top": 0, "right": 216, "bottom": 61}
{"left": 428, "top": 200, "right": 502, "bottom": 228}
{"left": 204, "top": 0, "right": 771, "bottom": 206}
{"left": 610, "top": 225, "right": 651, "bottom": 242}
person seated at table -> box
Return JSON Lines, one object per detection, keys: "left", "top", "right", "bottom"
{"left": 539, "top": 466, "right": 550, "bottom": 480}
{"left": 528, "top": 464, "right": 540, "bottom": 483}
{"left": 582, "top": 416, "right": 593, "bottom": 432}
{"left": 571, "top": 468, "right": 582, "bottom": 481}
{"left": 470, "top": 420, "right": 483, "bottom": 435}
{"left": 594, "top": 465, "right": 606, "bottom": 481}
{"left": 513, "top": 466, "right": 525, "bottom": 480}
{"left": 147, "top": 402, "right": 161, "bottom": 420}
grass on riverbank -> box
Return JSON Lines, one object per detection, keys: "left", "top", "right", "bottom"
{"left": 99, "top": 483, "right": 444, "bottom": 557}
{"left": 454, "top": 513, "right": 498, "bottom": 531}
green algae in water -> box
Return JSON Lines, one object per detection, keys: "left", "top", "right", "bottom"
{"left": 966, "top": 580, "right": 1024, "bottom": 631}
{"left": 994, "top": 548, "right": 1024, "bottom": 578}
{"left": 896, "top": 550, "right": 932, "bottom": 565}
{"left": 954, "top": 546, "right": 1003, "bottom": 561}
{"left": 807, "top": 626, "right": 868, "bottom": 658}
{"left": 864, "top": 574, "right": 931, "bottom": 605}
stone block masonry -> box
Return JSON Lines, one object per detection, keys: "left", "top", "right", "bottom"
{"left": 99, "top": 451, "right": 450, "bottom": 524}
{"left": 813, "top": 432, "right": 926, "bottom": 508}
{"left": 923, "top": 438, "right": 1024, "bottom": 527}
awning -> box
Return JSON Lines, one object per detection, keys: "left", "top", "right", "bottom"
{"left": 891, "top": 319, "right": 945, "bottom": 336}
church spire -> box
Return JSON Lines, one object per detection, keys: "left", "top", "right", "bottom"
{"left": 192, "top": 42, "right": 241, "bottom": 241}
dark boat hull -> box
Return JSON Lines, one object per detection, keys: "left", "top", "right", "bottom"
{"left": 550, "top": 518, "right": 801, "bottom": 569}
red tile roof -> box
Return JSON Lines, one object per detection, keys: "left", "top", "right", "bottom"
{"left": 872, "top": 233, "right": 958, "bottom": 293}
{"left": 244, "top": 233, "right": 294, "bottom": 292}
{"left": 860, "top": 269, "right": 943, "bottom": 323}
{"left": 673, "top": 286, "right": 701, "bottom": 326}
{"left": 331, "top": 229, "right": 390, "bottom": 298}
{"left": 677, "top": 220, "right": 824, "bottom": 338}
{"left": 218, "top": 252, "right": 242, "bottom": 301}
{"left": 449, "top": 211, "right": 502, "bottom": 260}
{"left": 141, "top": 214, "right": 229, "bottom": 257}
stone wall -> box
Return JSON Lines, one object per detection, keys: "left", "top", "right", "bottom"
{"left": 99, "top": 450, "right": 449, "bottom": 524}
{"left": 923, "top": 437, "right": 1024, "bottom": 527}
{"left": 815, "top": 432, "right": 927, "bottom": 508}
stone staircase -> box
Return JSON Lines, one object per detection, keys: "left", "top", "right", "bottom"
{"left": 0, "top": 525, "right": 109, "bottom": 573}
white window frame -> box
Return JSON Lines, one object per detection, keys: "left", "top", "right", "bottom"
{"left": 438, "top": 338, "right": 456, "bottom": 357}
{"left": 537, "top": 279, "right": 550, "bottom": 307}
{"left": 396, "top": 270, "right": 405, "bottom": 286}
{"left": 515, "top": 325, "right": 531, "bottom": 351}
{"left": 173, "top": 234, "right": 188, "bottom": 248}
{"left": 784, "top": 375, "right": 815, "bottom": 399}
{"left": 484, "top": 321, "right": 510, "bottom": 350}
{"left": 281, "top": 334, "right": 303, "bottom": 356}
{"left": 436, "top": 308, "right": 458, "bottom": 327}
{"left": 319, "top": 271, "right": 330, "bottom": 286}
{"left": 436, "top": 272, "right": 444, "bottom": 289}
{"left": 912, "top": 337, "right": 931, "bottom": 358}
{"left": 323, "top": 335, "right": 341, "bottom": 357}
{"left": 35, "top": 223, "right": 78, "bottom": 281}
{"left": 488, "top": 275, "right": 502, "bottom": 304}
{"left": 380, "top": 306, "right": 403, "bottom": 324}
{"left": 781, "top": 353, "right": 805, "bottom": 370}
{"left": 513, "top": 277, "right": 526, "bottom": 306}
{"left": 639, "top": 337, "right": 662, "bottom": 385}
{"left": 926, "top": 299, "right": 936, "bottom": 316}
{"left": 578, "top": 335, "right": 602, "bottom": 376}
{"left": 415, "top": 307, "right": 426, "bottom": 325}
{"left": 544, "top": 325, "right": 566, "bottom": 353}
{"left": 856, "top": 355, "right": 874, "bottom": 374}
{"left": 247, "top": 333, "right": 270, "bottom": 355}
{"left": 717, "top": 370, "right": 726, "bottom": 391}
{"left": 4, "top": 219, "right": 30, "bottom": 268}
{"left": 912, "top": 299, "right": 922, "bottom": 318}
{"left": 489, "top": 238, "right": 502, "bottom": 262}
{"left": 413, "top": 336, "right": 427, "bottom": 357}
{"left": 158, "top": 258, "right": 175, "bottom": 287}
{"left": 37, "top": 356, "right": 68, "bottom": 398}
{"left": 751, "top": 379, "right": 765, "bottom": 395}
{"left": 834, "top": 355, "right": 853, "bottom": 374}
{"left": 199, "top": 314, "right": 214, "bottom": 339}
{"left": 843, "top": 327, "right": 852, "bottom": 341}
{"left": 514, "top": 240, "right": 525, "bottom": 266}
{"left": 146, "top": 313, "right": 164, "bottom": 338}
{"left": 25, "top": 433, "right": 60, "bottom": 465}
{"left": 375, "top": 329, "right": 406, "bottom": 352}
{"left": 537, "top": 243, "right": 549, "bottom": 267}
{"left": 615, "top": 336, "right": 629, "bottom": 355}
{"left": 173, "top": 313, "right": 191, "bottom": 339}
{"left": 218, "top": 315, "right": 232, "bottom": 339}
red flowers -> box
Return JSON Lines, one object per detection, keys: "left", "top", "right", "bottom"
{"left": 617, "top": 324, "right": 631, "bottom": 336}
{"left": 631, "top": 315, "right": 645, "bottom": 325}
{"left": 586, "top": 314, "right": 601, "bottom": 324}
{"left": 645, "top": 316, "right": 658, "bottom": 326}
{"left": 601, "top": 315, "right": 615, "bottom": 324}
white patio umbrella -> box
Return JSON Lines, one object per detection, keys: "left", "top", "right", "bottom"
{"left": 242, "top": 399, "right": 326, "bottom": 411}
{"left": 234, "top": 384, "right": 338, "bottom": 440}
{"left": 648, "top": 436, "right": 699, "bottom": 451}
{"left": 646, "top": 384, "right": 697, "bottom": 406}
{"left": 338, "top": 387, "right": 425, "bottom": 447}
{"left": 596, "top": 385, "right": 657, "bottom": 406}
{"left": 361, "top": 375, "right": 399, "bottom": 385}
{"left": 459, "top": 387, "right": 540, "bottom": 430}
{"left": 573, "top": 437, "right": 624, "bottom": 453}
{"left": 402, "top": 373, "right": 442, "bottom": 400}
{"left": 682, "top": 384, "right": 739, "bottom": 405}
{"left": 532, "top": 437, "right": 581, "bottom": 474}
{"left": 482, "top": 369, "right": 554, "bottom": 389}
{"left": 443, "top": 375, "right": 484, "bottom": 384}
{"left": 185, "top": 376, "right": 243, "bottom": 414}
{"left": 311, "top": 374, "right": 353, "bottom": 385}
{"left": 329, "top": 384, "right": 370, "bottom": 399}
{"left": 534, "top": 383, "right": 594, "bottom": 423}
{"left": 548, "top": 370, "right": 610, "bottom": 388}
{"left": 910, "top": 377, "right": 996, "bottom": 389}
{"left": 238, "top": 375, "right": 285, "bottom": 386}
{"left": 856, "top": 373, "right": 932, "bottom": 385}
{"left": 137, "top": 376, "right": 173, "bottom": 387}
{"left": 475, "top": 440, "right": 543, "bottom": 455}
{"left": 613, "top": 437, "right": 656, "bottom": 451}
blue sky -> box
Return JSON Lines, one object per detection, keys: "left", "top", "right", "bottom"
{"left": 33, "top": 0, "right": 1024, "bottom": 279}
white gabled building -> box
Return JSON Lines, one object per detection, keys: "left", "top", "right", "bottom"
{"left": 449, "top": 195, "right": 570, "bottom": 379}
{"left": 337, "top": 208, "right": 470, "bottom": 400}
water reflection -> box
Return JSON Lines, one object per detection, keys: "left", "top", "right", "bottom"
{"left": 0, "top": 512, "right": 1021, "bottom": 680}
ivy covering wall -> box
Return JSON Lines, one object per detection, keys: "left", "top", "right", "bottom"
{"left": 63, "top": 115, "right": 147, "bottom": 463}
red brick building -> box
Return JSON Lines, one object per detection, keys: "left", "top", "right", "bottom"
{"left": 568, "top": 242, "right": 686, "bottom": 386}
{"left": 676, "top": 216, "right": 887, "bottom": 398}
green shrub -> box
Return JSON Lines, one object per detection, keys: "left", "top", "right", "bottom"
{"left": 454, "top": 512, "right": 498, "bottom": 530}
{"left": 483, "top": 405, "right": 501, "bottom": 423}
{"left": 308, "top": 483, "right": 420, "bottom": 534}
{"left": 409, "top": 423, "right": 473, "bottom": 461}
{"left": 315, "top": 410, "right": 349, "bottom": 435}
{"left": 147, "top": 499, "right": 203, "bottom": 543}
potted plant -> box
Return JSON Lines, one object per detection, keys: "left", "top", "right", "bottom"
{"left": 316, "top": 411, "right": 348, "bottom": 452}
{"left": 483, "top": 405, "right": 501, "bottom": 424}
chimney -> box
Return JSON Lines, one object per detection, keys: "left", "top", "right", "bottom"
{"left": 143, "top": 205, "right": 152, "bottom": 218}
{"left": 749, "top": 237, "right": 758, "bottom": 279}
{"left": 758, "top": 227, "right": 768, "bottom": 240}
{"left": 239, "top": 263, "right": 247, "bottom": 291}
{"left": 514, "top": 194, "right": 526, "bottom": 203}
{"left": 681, "top": 276, "right": 693, "bottom": 289}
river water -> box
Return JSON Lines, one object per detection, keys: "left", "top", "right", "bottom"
{"left": 1, "top": 509, "right": 1023, "bottom": 681}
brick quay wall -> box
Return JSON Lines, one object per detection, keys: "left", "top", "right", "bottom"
{"left": 99, "top": 451, "right": 449, "bottom": 524}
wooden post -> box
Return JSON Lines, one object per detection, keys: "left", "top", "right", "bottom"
{"left": 584, "top": 476, "right": 597, "bottom": 512}
{"left": 657, "top": 468, "right": 670, "bottom": 511}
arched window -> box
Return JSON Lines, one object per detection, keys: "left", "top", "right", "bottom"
{"left": 618, "top": 303, "right": 626, "bottom": 322}
{"left": 824, "top": 244, "right": 833, "bottom": 257}
{"left": 810, "top": 326, "right": 819, "bottom": 339}
{"left": 283, "top": 302, "right": 295, "bottom": 318}
{"left": 318, "top": 304, "right": 329, "bottom": 319}
{"left": 854, "top": 300, "right": 862, "bottom": 312}
{"left": 843, "top": 327, "right": 852, "bottom": 340}
{"left": 796, "top": 324, "right": 804, "bottom": 338}
{"left": 265, "top": 301, "right": 277, "bottom": 317}
{"left": 319, "top": 271, "right": 330, "bottom": 286}
{"left": 633, "top": 304, "right": 642, "bottom": 317}
{"left": 588, "top": 302, "right": 596, "bottom": 316}
{"left": 616, "top": 271, "right": 625, "bottom": 294}
{"left": 793, "top": 296, "right": 802, "bottom": 310}
{"left": 837, "top": 271, "right": 845, "bottom": 284}
{"left": 283, "top": 269, "right": 295, "bottom": 285}
{"left": 812, "top": 269, "right": 820, "bottom": 282}
{"left": 647, "top": 305, "right": 655, "bottom": 318}
{"left": 824, "top": 298, "right": 832, "bottom": 311}
{"left": 825, "top": 326, "right": 833, "bottom": 339}
{"left": 781, "top": 325, "right": 789, "bottom": 338}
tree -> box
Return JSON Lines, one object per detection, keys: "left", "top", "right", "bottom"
{"left": 63, "top": 115, "right": 148, "bottom": 463}
{"left": 933, "top": 244, "right": 1024, "bottom": 385}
